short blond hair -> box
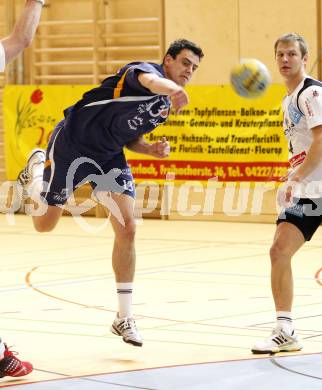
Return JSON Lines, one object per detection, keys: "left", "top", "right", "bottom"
{"left": 274, "top": 33, "right": 308, "bottom": 58}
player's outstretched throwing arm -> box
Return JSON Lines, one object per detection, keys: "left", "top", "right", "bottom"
{"left": 138, "top": 72, "right": 189, "bottom": 113}
{"left": 125, "top": 70, "right": 189, "bottom": 158}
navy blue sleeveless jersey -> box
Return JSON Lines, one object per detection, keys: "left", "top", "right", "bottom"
{"left": 60, "top": 62, "right": 171, "bottom": 162}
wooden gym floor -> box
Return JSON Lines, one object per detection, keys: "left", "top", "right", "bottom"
{"left": 0, "top": 214, "right": 321, "bottom": 389}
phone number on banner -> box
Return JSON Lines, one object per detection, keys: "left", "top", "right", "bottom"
{"left": 128, "top": 160, "right": 290, "bottom": 182}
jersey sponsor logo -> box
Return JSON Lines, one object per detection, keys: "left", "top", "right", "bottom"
{"left": 283, "top": 117, "right": 296, "bottom": 138}
{"left": 53, "top": 188, "right": 70, "bottom": 202}
{"left": 304, "top": 98, "right": 314, "bottom": 117}
{"left": 129, "top": 96, "right": 170, "bottom": 131}
{"left": 144, "top": 96, "right": 169, "bottom": 118}
{"left": 313, "top": 90, "right": 319, "bottom": 98}
{"left": 288, "top": 102, "right": 303, "bottom": 124}
{"left": 128, "top": 115, "right": 144, "bottom": 130}
{"left": 289, "top": 151, "right": 306, "bottom": 168}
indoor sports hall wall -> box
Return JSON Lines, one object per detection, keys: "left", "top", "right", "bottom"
{"left": 3, "top": 0, "right": 321, "bottom": 87}
{"left": 165, "top": 0, "right": 321, "bottom": 84}
{"left": 161, "top": 0, "right": 321, "bottom": 222}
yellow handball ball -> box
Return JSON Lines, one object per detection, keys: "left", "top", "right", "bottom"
{"left": 230, "top": 59, "right": 271, "bottom": 98}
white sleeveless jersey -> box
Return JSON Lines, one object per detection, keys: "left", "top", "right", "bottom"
{"left": 282, "top": 76, "right": 322, "bottom": 198}
{"left": 0, "top": 42, "right": 5, "bottom": 72}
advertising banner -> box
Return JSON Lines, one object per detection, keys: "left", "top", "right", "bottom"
{"left": 3, "top": 84, "right": 289, "bottom": 182}
{"left": 3, "top": 85, "right": 89, "bottom": 180}
{"left": 126, "top": 85, "right": 289, "bottom": 182}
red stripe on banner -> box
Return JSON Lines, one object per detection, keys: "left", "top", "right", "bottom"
{"left": 127, "top": 160, "right": 290, "bottom": 181}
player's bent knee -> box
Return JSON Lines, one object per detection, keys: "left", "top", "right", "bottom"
{"left": 116, "top": 220, "right": 136, "bottom": 241}
{"left": 33, "top": 218, "right": 56, "bottom": 233}
{"left": 123, "top": 222, "right": 136, "bottom": 240}
{"left": 32, "top": 206, "right": 62, "bottom": 233}
{"left": 269, "top": 241, "right": 291, "bottom": 264}
{"left": 269, "top": 244, "right": 279, "bottom": 263}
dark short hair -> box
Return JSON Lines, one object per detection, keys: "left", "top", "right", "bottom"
{"left": 274, "top": 33, "right": 308, "bottom": 58}
{"left": 164, "top": 39, "right": 204, "bottom": 62}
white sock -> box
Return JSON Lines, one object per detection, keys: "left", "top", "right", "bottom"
{"left": 276, "top": 311, "right": 293, "bottom": 335}
{"left": 116, "top": 282, "right": 133, "bottom": 318}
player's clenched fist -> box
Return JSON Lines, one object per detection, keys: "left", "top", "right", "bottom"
{"left": 169, "top": 88, "right": 189, "bottom": 114}
{"left": 149, "top": 137, "right": 170, "bottom": 158}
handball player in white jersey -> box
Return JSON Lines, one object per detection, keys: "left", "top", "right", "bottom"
{"left": 252, "top": 33, "right": 322, "bottom": 354}
{"left": 0, "top": 0, "right": 44, "bottom": 378}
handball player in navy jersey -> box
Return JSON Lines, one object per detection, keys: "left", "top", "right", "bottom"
{"left": 18, "top": 39, "right": 204, "bottom": 346}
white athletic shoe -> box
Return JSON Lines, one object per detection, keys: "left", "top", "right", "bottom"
{"left": 111, "top": 315, "right": 143, "bottom": 347}
{"left": 252, "top": 326, "right": 303, "bottom": 354}
{"left": 17, "top": 149, "right": 46, "bottom": 199}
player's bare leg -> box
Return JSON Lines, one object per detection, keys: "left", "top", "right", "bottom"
{"left": 252, "top": 222, "right": 304, "bottom": 354}
{"left": 96, "top": 191, "right": 142, "bottom": 347}
{"left": 270, "top": 222, "right": 304, "bottom": 312}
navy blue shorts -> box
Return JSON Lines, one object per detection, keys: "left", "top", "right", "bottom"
{"left": 41, "top": 121, "right": 135, "bottom": 206}
{"left": 277, "top": 197, "right": 322, "bottom": 241}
